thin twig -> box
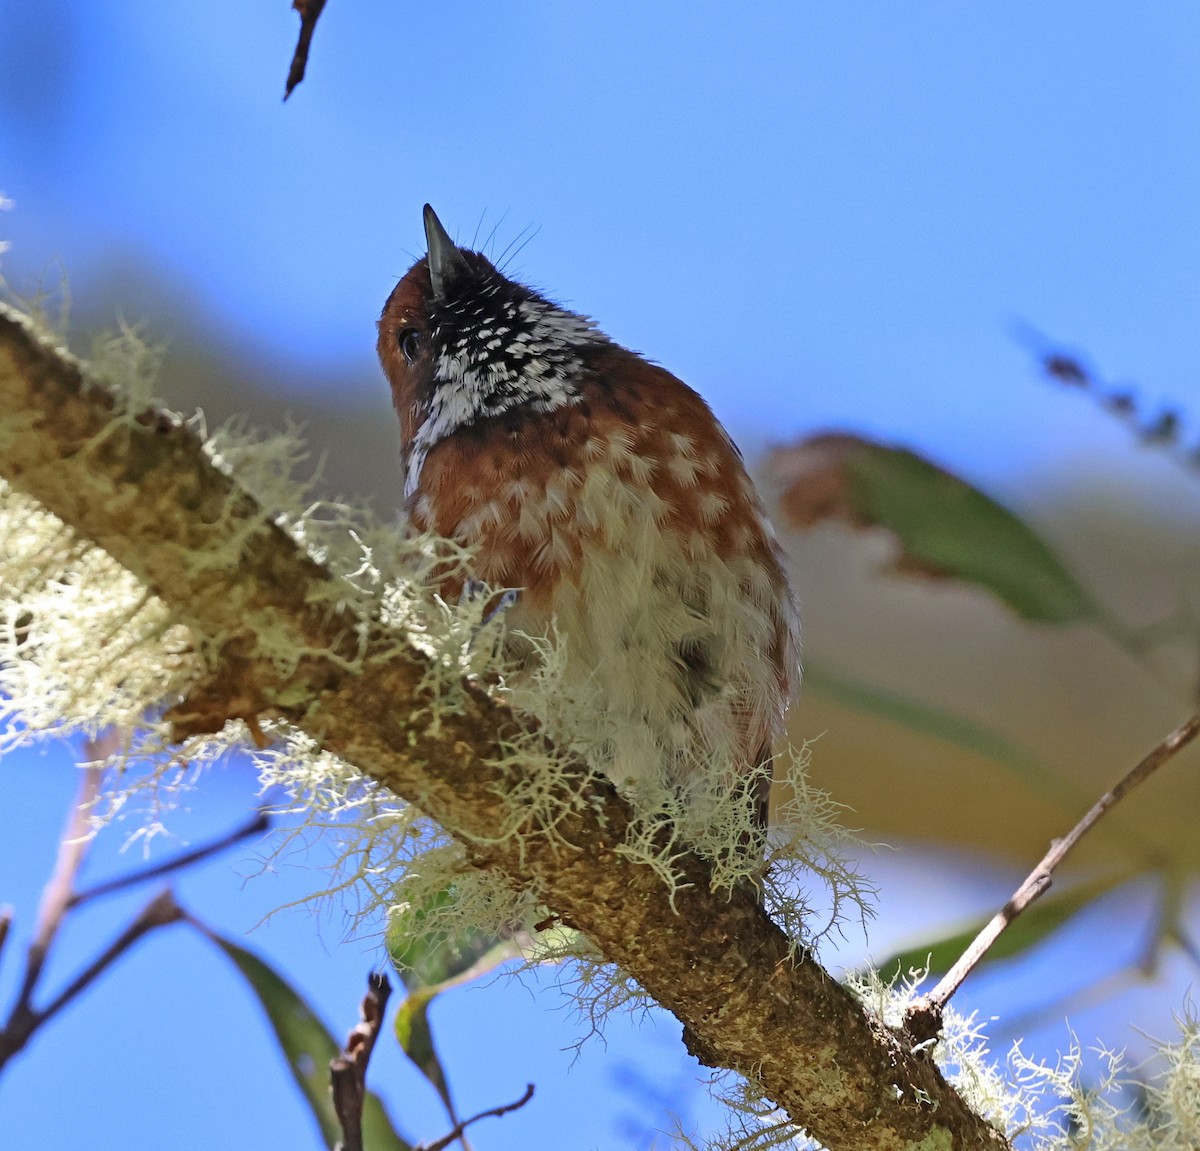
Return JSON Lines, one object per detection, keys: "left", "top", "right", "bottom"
{"left": 35, "top": 889, "right": 184, "bottom": 1026}
{"left": 68, "top": 810, "right": 270, "bottom": 909}
{"left": 906, "top": 714, "right": 1200, "bottom": 1042}
{"left": 0, "top": 728, "right": 251, "bottom": 1076}
{"left": 1018, "top": 323, "right": 1200, "bottom": 482}
{"left": 11, "top": 735, "right": 113, "bottom": 1022}
{"left": 330, "top": 973, "right": 393, "bottom": 1151}
{"left": 0, "top": 889, "right": 184, "bottom": 1071}
{"left": 417, "top": 1084, "right": 536, "bottom": 1151}
{"left": 285, "top": 0, "right": 328, "bottom": 99}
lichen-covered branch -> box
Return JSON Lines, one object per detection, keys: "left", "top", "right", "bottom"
{"left": 0, "top": 303, "right": 1009, "bottom": 1151}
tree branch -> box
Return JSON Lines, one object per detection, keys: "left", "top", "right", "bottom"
{"left": 68, "top": 810, "right": 270, "bottom": 909}
{"left": 0, "top": 303, "right": 1009, "bottom": 1150}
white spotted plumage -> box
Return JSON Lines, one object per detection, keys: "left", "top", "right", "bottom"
{"left": 379, "top": 206, "right": 800, "bottom": 838}
{"left": 404, "top": 282, "right": 611, "bottom": 498}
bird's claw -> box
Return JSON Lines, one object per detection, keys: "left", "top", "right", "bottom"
{"left": 459, "top": 580, "right": 519, "bottom": 623}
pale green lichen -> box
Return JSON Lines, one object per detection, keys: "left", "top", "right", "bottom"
{"left": 87, "top": 319, "right": 167, "bottom": 414}
{"left": 0, "top": 480, "right": 198, "bottom": 747}
{"left": 850, "top": 972, "right": 1200, "bottom": 1151}
{"left": 678, "top": 974, "right": 1200, "bottom": 1151}
{"left": 1, "top": 298, "right": 867, "bottom": 937}
{"left": 1, "top": 300, "right": 881, "bottom": 1143}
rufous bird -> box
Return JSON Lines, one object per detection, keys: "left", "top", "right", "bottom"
{"left": 378, "top": 205, "right": 799, "bottom": 840}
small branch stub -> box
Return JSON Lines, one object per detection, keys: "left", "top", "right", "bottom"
{"left": 285, "top": 0, "right": 328, "bottom": 99}
{"left": 330, "top": 973, "right": 392, "bottom": 1151}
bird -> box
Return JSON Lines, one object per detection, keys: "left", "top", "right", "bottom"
{"left": 377, "top": 205, "right": 799, "bottom": 847}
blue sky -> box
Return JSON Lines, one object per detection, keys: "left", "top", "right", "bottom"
{"left": 2, "top": 3, "right": 1200, "bottom": 1148}
{"left": 3, "top": 2, "right": 1199, "bottom": 489}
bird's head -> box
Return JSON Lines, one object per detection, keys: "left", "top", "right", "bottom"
{"left": 378, "top": 205, "right": 609, "bottom": 496}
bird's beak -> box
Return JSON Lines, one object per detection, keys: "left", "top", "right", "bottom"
{"left": 424, "top": 204, "right": 469, "bottom": 302}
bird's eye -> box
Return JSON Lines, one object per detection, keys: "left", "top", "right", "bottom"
{"left": 398, "top": 328, "right": 422, "bottom": 363}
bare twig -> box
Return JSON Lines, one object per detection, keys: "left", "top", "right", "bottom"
{"left": 907, "top": 714, "right": 1200, "bottom": 1042}
{"left": 330, "top": 973, "right": 393, "bottom": 1151}
{"left": 285, "top": 0, "right": 328, "bottom": 99}
{"left": 35, "top": 889, "right": 184, "bottom": 1026}
{"left": 9, "top": 734, "right": 113, "bottom": 1035}
{"left": 0, "top": 889, "right": 184, "bottom": 1071}
{"left": 28, "top": 759, "right": 103, "bottom": 953}
{"left": 0, "top": 726, "right": 259, "bottom": 1076}
{"left": 1017, "top": 323, "right": 1200, "bottom": 481}
{"left": 417, "top": 1084, "right": 536, "bottom": 1151}
{"left": 68, "top": 810, "right": 270, "bottom": 909}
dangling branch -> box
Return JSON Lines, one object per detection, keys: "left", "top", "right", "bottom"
{"left": 285, "top": 0, "right": 329, "bottom": 99}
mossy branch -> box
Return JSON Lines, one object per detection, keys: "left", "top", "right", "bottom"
{"left": 0, "top": 302, "right": 1009, "bottom": 1151}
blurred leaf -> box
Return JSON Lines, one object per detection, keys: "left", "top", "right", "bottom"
{"left": 390, "top": 936, "right": 524, "bottom": 1104}
{"left": 387, "top": 885, "right": 523, "bottom": 991}
{"left": 873, "top": 873, "right": 1128, "bottom": 977}
{"left": 393, "top": 987, "right": 454, "bottom": 1118}
{"left": 201, "top": 927, "right": 411, "bottom": 1151}
{"left": 390, "top": 941, "right": 523, "bottom": 1122}
{"left": 770, "top": 433, "right": 1098, "bottom": 623}
{"left": 388, "top": 888, "right": 526, "bottom": 1123}
{"left": 804, "top": 662, "right": 1092, "bottom": 811}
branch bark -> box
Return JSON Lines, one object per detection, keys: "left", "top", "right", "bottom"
{"left": 0, "top": 303, "right": 1009, "bottom": 1151}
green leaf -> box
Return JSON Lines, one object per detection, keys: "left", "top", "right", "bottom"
{"left": 771, "top": 434, "right": 1098, "bottom": 623}
{"left": 391, "top": 949, "right": 520, "bottom": 1125}
{"left": 360, "top": 1086, "right": 410, "bottom": 1149}
{"left": 389, "top": 942, "right": 524, "bottom": 1121}
{"left": 387, "top": 886, "right": 520, "bottom": 991}
{"left": 804, "top": 662, "right": 1091, "bottom": 810}
{"left": 387, "top": 888, "right": 526, "bottom": 1125}
{"left": 200, "top": 927, "right": 412, "bottom": 1151}
{"left": 393, "top": 987, "right": 454, "bottom": 1118}
{"left": 872, "top": 873, "right": 1128, "bottom": 978}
